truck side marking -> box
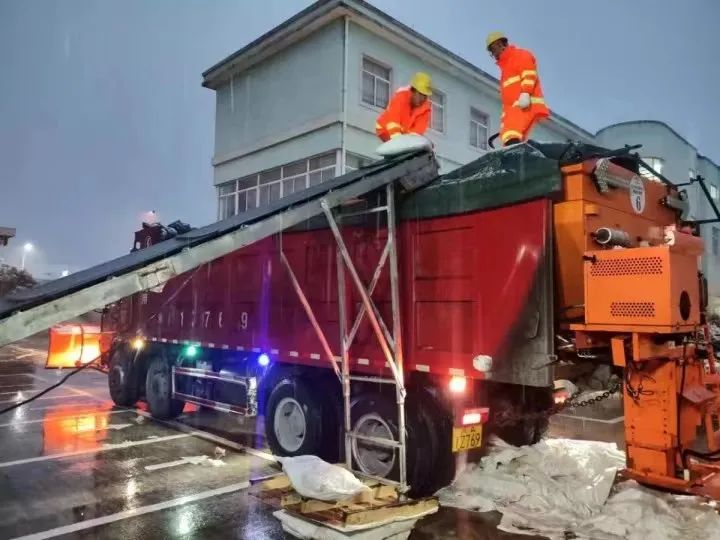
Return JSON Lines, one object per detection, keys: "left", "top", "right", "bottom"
{"left": 415, "top": 364, "right": 430, "bottom": 372}
{"left": 449, "top": 368, "right": 465, "bottom": 376}
{"left": 358, "top": 358, "right": 370, "bottom": 365}
{"left": 289, "top": 351, "right": 299, "bottom": 357}
{"left": 310, "top": 353, "right": 320, "bottom": 360}
{"left": 270, "top": 349, "right": 279, "bottom": 355}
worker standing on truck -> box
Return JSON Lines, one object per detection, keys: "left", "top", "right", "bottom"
{"left": 487, "top": 32, "right": 549, "bottom": 146}
{"left": 375, "top": 72, "right": 433, "bottom": 142}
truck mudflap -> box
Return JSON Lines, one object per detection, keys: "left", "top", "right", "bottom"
{"left": 45, "top": 324, "right": 114, "bottom": 369}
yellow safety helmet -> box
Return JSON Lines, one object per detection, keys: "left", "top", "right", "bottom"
{"left": 410, "top": 72, "right": 433, "bottom": 96}
{"left": 486, "top": 31, "right": 507, "bottom": 50}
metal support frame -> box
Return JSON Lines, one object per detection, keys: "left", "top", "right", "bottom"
{"left": 277, "top": 183, "right": 409, "bottom": 493}
{"left": 172, "top": 366, "right": 258, "bottom": 416}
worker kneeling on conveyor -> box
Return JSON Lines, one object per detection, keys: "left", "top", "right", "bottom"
{"left": 375, "top": 72, "right": 433, "bottom": 142}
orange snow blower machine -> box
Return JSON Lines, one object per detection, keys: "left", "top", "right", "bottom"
{"left": 555, "top": 155, "right": 720, "bottom": 498}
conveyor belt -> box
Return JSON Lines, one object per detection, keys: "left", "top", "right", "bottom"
{"left": 0, "top": 150, "right": 438, "bottom": 347}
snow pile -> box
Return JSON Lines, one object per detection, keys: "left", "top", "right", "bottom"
{"left": 437, "top": 437, "right": 720, "bottom": 539}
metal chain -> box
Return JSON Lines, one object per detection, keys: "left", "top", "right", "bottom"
{"left": 493, "top": 381, "right": 622, "bottom": 428}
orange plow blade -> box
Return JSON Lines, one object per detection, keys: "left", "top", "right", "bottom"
{"left": 46, "top": 324, "right": 114, "bottom": 369}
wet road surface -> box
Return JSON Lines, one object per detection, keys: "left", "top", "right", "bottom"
{"left": 0, "top": 337, "right": 539, "bottom": 539}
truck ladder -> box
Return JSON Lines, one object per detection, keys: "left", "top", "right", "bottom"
{"left": 278, "top": 183, "right": 409, "bottom": 494}
{"left": 0, "top": 151, "right": 437, "bottom": 348}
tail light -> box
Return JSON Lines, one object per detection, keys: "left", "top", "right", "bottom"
{"left": 462, "top": 408, "right": 490, "bottom": 426}
{"left": 449, "top": 376, "right": 467, "bottom": 394}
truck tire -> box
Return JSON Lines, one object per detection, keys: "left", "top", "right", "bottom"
{"left": 265, "top": 377, "right": 325, "bottom": 458}
{"left": 145, "top": 356, "right": 185, "bottom": 420}
{"left": 349, "top": 393, "right": 433, "bottom": 495}
{"left": 108, "top": 347, "right": 138, "bottom": 407}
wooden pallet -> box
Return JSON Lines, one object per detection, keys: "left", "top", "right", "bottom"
{"left": 250, "top": 472, "right": 439, "bottom": 529}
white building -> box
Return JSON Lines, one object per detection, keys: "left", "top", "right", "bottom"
{"left": 202, "top": 0, "right": 592, "bottom": 220}
{"left": 202, "top": 0, "right": 720, "bottom": 306}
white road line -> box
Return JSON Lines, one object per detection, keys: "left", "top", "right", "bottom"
{"left": 134, "top": 409, "right": 277, "bottom": 463}
{"left": 0, "top": 433, "right": 190, "bottom": 468}
{"left": 29, "top": 400, "right": 109, "bottom": 411}
{"left": 0, "top": 373, "right": 34, "bottom": 379}
{"left": 8, "top": 480, "right": 251, "bottom": 540}
{"left": 0, "top": 387, "right": 35, "bottom": 395}
{"left": 0, "top": 409, "right": 132, "bottom": 428}
{"left": 0, "top": 394, "right": 79, "bottom": 405}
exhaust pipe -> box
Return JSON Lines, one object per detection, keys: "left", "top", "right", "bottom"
{"left": 594, "top": 227, "right": 631, "bottom": 248}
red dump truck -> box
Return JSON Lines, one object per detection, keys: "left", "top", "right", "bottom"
{"left": 73, "top": 141, "right": 716, "bottom": 497}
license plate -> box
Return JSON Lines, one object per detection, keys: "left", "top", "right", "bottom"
{"left": 452, "top": 425, "right": 483, "bottom": 452}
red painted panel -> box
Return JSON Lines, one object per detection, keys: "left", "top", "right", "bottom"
{"left": 113, "top": 198, "right": 550, "bottom": 381}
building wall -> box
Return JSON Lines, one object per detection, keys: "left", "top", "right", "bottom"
{"left": 212, "top": 20, "right": 345, "bottom": 185}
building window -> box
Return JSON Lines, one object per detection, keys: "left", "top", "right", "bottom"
{"left": 361, "top": 57, "right": 391, "bottom": 108}
{"left": 469, "top": 107, "right": 489, "bottom": 150}
{"left": 713, "top": 227, "right": 720, "bottom": 257}
{"left": 345, "top": 152, "right": 376, "bottom": 173}
{"left": 217, "top": 152, "right": 337, "bottom": 219}
{"left": 429, "top": 90, "right": 445, "bottom": 133}
{"left": 217, "top": 181, "right": 238, "bottom": 219}
{"left": 640, "top": 157, "right": 664, "bottom": 182}
{"left": 710, "top": 184, "right": 719, "bottom": 202}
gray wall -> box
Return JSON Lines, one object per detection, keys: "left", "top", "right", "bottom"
{"left": 212, "top": 21, "right": 345, "bottom": 185}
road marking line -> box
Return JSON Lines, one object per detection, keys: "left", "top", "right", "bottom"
{"left": 0, "top": 394, "right": 79, "bottom": 405}
{"left": 0, "top": 433, "right": 190, "bottom": 468}
{"left": 0, "top": 409, "right": 132, "bottom": 428}
{"left": 133, "top": 409, "right": 277, "bottom": 463}
{"left": 8, "top": 480, "right": 251, "bottom": 540}
{"left": 0, "top": 387, "right": 36, "bottom": 394}
{"left": 29, "top": 400, "right": 110, "bottom": 411}
{"left": 0, "top": 373, "right": 34, "bottom": 378}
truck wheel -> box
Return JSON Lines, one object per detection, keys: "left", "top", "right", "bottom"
{"left": 145, "top": 356, "right": 185, "bottom": 420}
{"left": 265, "top": 377, "right": 324, "bottom": 458}
{"left": 108, "top": 347, "right": 138, "bottom": 407}
{"left": 350, "top": 393, "right": 431, "bottom": 494}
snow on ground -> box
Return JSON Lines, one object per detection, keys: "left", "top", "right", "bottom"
{"left": 437, "top": 437, "right": 720, "bottom": 540}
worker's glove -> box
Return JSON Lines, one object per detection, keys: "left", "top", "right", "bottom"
{"left": 516, "top": 93, "right": 531, "bottom": 110}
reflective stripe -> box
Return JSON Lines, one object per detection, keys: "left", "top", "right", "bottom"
{"left": 386, "top": 122, "right": 403, "bottom": 130}
{"left": 375, "top": 123, "right": 382, "bottom": 130}
{"left": 521, "top": 70, "right": 537, "bottom": 78}
{"left": 389, "top": 132, "right": 402, "bottom": 139}
{"left": 502, "top": 130, "right": 523, "bottom": 142}
{"left": 502, "top": 75, "right": 521, "bottom": 87}
{"left": 531, "top": 97, "right": 546, "bottom": 105}
{"left": 521, "top": 79, "right": 535, "bottom": 87}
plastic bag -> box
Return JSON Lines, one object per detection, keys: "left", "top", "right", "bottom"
{"left": 280, "top": 455, "right": 372, "bottom": 502}
{"left": 375, "top": 134, "right": 432, "bottom": 157}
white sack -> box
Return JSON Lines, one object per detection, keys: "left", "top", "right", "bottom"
{"left": 280, "top": 455, "right": 371, "bottom": 502}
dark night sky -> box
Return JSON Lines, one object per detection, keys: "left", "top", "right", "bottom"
{"left": 1, "top": 0, "right": 717, "bottom": 272}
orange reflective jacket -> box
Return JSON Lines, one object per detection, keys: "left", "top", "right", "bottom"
{"left": 376, "top": 87, "right": 431, "bottom": 142}
{"left": 497, "top": 45, "right": 550, "bottom": 144}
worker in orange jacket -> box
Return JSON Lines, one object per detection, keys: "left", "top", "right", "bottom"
{"left": 375, "top": 72, "right": 432, "bottom": 142}
{"left": 486, "top": 32, "right": 550, "bottom": 146}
